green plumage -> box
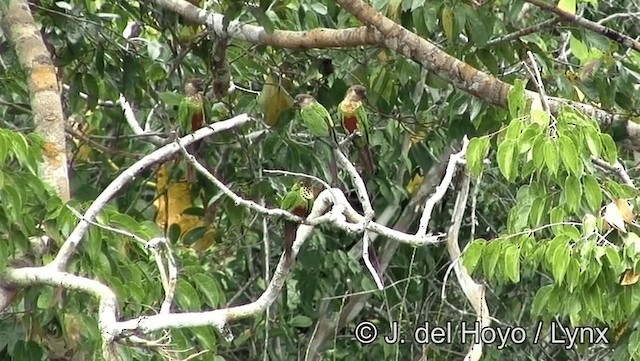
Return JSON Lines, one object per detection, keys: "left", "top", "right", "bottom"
{"left": 280, "top": 182, "right": 315, "bottom": 259}
{"left": 294, "top": 94, "right": 338, "bottom": 144}
{"left": 280, "top": 183, "right": 313, "bottom": 213}
{"left": 338, "top": 85, "right": 376, "bottom": 175}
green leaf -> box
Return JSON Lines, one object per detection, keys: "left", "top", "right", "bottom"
{"left": 584, "top": 125, "right": 602, "bottom": 157}
{"left": 559, "top": 136, "right": 582, "bottom": 176}
{"left": 629, "top": 330, "right": 640, "bottom": 359}
{"left": 290, "top": 315, "right": 313, "bottom": 328}
{"left": 530, "top": 109, "right": 550, "bottom": 127}
{"left": 531, "top": 285, "right": 553, "bottom": 316}
{"left": 563, "top": 175, "right": 582, "bottom": 213}
{"left": 601, "top": 133, "right": 617, "bottom": 163}
{"left": 191, "top": 273, "right": 221, "bottom": 308}
{"left": 507, "top": 79, "right": 526, "bottom": 119}
{"left": 565, "top": 258, "right": 580, "bottom": 292}
{"left": 583, "top": 175, "right": 602, "bottom": 211}
{"left": 549, "top": 237, "right": 570, "bottom": 285}
{"left": 248, "top": 5, "right": 275, "bottom": 33}
{"left": 466, "top": 137, "right": 490, "bottom": 177}
{"left": 531, "top": 134, "right": 546, "bottom": 169}
{"left": 505, "top": 119, "right": 523, "bottom": 140}
{"left": 497, "top": 138, "right": 517, "bottom": 181}
{"left": 83, "top": 74, "right": 100, "bottom": 109}
{"left": 462, "top": 238, "right": 486, "bottom": 274}
{"left": 193, "top": 326, "right": 217, "bottom": 351}
{"left": 158, "top": 91, "right": 184, "bottom": 106}
{"left": 503, "top": 244, "right": 520, "bottom": 283}
{"left": 176, "top": 280, "right": 201, "bottom": 311}
{"left": 557, "top": 0, "right": 576, "bottom": 14}
{"left": 570, "top": 34, "right": 589, "bottom": 61}
{"left": 483, "top": 240, "right": 503, "bottom": 279}
{"left": 441, "top": 6, "right": 455, "bottom": 40}
{"left": 604, "top": 247, "right": 623, "bottom": 274}
{"left": 544, "top": 138, "right": 559, "bottom": 176}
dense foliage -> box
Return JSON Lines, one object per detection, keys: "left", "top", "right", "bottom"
{"left": 1, "top": 0, "right": 640, "bottom": 360}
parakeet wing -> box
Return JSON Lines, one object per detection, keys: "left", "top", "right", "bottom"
{"left": 355, "top": 105, "right": 370, "bottom": 143}
{"left": 280, "top": 184, "right": 304, "bottom": 211}
{"left": 300, "top": 106, "right": 330, "bottom": 137}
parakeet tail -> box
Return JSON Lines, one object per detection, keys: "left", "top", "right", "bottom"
{"left": 186, "top": 112, "right": 205, "bottom": 183}
{"left": 359, "top": 145, "right": 377, "bottom": 177}
{"left": 283, "top": 221, "right": 296, "bottom": 259}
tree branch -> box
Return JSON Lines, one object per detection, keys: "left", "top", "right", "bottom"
{"left": 146, "top": 0, "right": 380, "bottom": 49}
{"left": 1, "top": 0, "right": 70, "bottom": 201}
{"left": 49, "top": 114, "right": 253, "bottom": 270}
{"left": 524, "top": 0, "right": 640, "bottom": 53}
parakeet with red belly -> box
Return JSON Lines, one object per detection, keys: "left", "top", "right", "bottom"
{"left": 338, "top": 85, "right": 376, "bottom": 176}
{"left": 280, "top": 182, "right": 316, "bottom": 259}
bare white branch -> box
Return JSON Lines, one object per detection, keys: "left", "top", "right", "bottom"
{"left": 591, "top": 157, "right": 636, "bottom": 189}
{"left": 116, "top": 94, "right": 166, "bottom": 145}
{"left": 146, "top": 237, "right": 178, "bottom": 314}
{"left": 442, "top": 165, "right": 490, "bottom": 361}
{"left": 2, "top": 267, "right": 120, "bottom": 359}
{"left": 416, "top": 137, "right": 470, "bottom": 238}
{"left": 50, "top": 114, "right": 253, "bottom": 270}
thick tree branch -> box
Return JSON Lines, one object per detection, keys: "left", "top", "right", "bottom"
{"left": 333, "top": 0, "right": 638, "bottom": 145}
{"left": 2, "top": 0, "right": 70, "bottom": 201}
{"left": 146, "top": 0, "right": 380, "bottom": 49}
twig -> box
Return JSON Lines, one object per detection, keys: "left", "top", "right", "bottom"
{"left": 416, "top": 137, "right": 470, "bottom": 237}
{"left": 332, "top": 148, "right": 382, "bottom": 289}
{"left": 116, "top": 94, "right": 165, "bottom": 145}
{"left": 65, "top": 205, "right": 147, "bottom": 246}
{"left": 62, "top": 83, "right": 117, "bottom": 107}
{"left": 263, "top": 169, "right": 332, "bottom": 192}
{"left": 486, "top": 18, "right": 560, "bottom": 47}
{"left": 524, "top": 51, "right": 551, "bottom": 113}
{"left": 65, "top": 125, "right": 142, "bottom": 159}
{"left": 146, "top": 237, "right": 178, "bottom": 315}
{"left": 49, "top": 114, "right": 252, "bottom": 270}
{"left": 591, "top": 157, "right": 635, "bottom": 189}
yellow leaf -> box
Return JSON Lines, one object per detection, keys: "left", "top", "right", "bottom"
{"left": 615, "top": 199, "right": 634, "bottom": 223}
{"left": 442, "top": 6, "right": 455, "bottom": 41}
{"left": 406, "top": 173, "right": 424, "bottom": 195}
{"left": 602, "top": 202, "right": 627, "bottom": 232}
{"left": 620, "top": 269, "right": 640, "bottom": 286}
{"left": 257, "top": 75, "right": 294, "bottom": 127}
{"left": 154, "top": 168, "right": 203, "bottom": 236}
{"left": 386, "top": 0, "right": 402, "bottom": 22}
{"left": 557, "top": 0, "right": 576, "bottom": 14}
{"left": 191, "top": 228, "right": 216, "bottom": 252}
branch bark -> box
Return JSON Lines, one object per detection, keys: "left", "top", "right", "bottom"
{"left": 1, "top": 0, "right": 70, "bottom": 201}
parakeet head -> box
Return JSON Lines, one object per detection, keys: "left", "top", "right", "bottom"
{"left": 185, "top": 78, "right": 204, "bottom": 95}
{"left": 293, "top": 94, "right": 315, "bottom": 109}
{"left": 346, "top": 85, "right": 367, "bottom": 101}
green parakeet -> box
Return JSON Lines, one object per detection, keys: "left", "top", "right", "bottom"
{"left": 338, "top": 85, "right": 376, "bottom": 176}
{"left": 293, "top": 94, "right": 338, "bottom": 144}
{"left": 280, "top": 182, "right": 316, "bottom": 259}
{"left": 179, "top": 78, "right": 205, "bottom": 182}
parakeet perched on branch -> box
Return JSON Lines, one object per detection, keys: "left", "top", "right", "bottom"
{"left": 338, "top": 85, "right": 376, "bottom": 176}
{"left": 280, "top": 182, "right": 316, "bottom": 259}
{"left": 293, "top": 94, "right": 339, "bottom": 145}
{"left": 180, "top": 78, "right": 205, "bottom": 182}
